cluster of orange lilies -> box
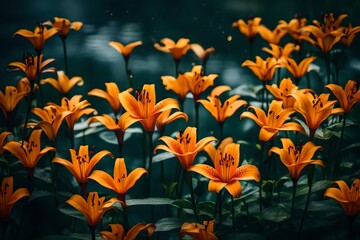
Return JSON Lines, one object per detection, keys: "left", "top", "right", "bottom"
{"left": 0, "top": 12, "right": 360, "bottom": 239}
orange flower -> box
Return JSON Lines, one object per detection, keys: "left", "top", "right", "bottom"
{"left": 325, "top": 80, "right": 360, "bottom": 115}
{"left": 190, "top": 43, "right": 215, "bottom": 63}
{"left": 198, "top": 85, "right": 247, "bottom": 124}
{"left": 0, "top": 132, "right": 11, "bottom": 154}
{"left": 179, "top": 220, "right": 218, "bottom": 240}
{"left": 52, "top": 145, "right": 112, "bottom": 184}
{"left": 324, "top": 179, "right": 360, "bottom": 217}
{"left": 8, "top": 54, "right": 55, "bottom": 81}
{"left": 291, "top": 91, "right": 343, "bottom": 139}
{"left": 109, "top": 40, "right": 143, "bottom": 59}
{"left": 232, "top": 17, "right": 262, "bottom": 41}
{"left": 156, "top": 109, "right": 188, "bottom": 135}
{"left": 240, "top": 100, "right": 305, "bottom": 142}
{"left": 14, "top": 22, "right": 58, "bottom": 52}
{"left": 3, "top": 129, "right": 55, "bottom": 175}
{"left": 257, "top": 24, "right": 287, "bottom": 45}
{"left": 161, "top": 74, "right": 190, "bottom": 101}
{"left": 189, "top": 143, "right": 260, "bottom": 198}
{"left": 154, "top": 127, "right": 217, "bottom": 170}
{"left": 0, "top": 177, "right": 30, "bottom": 223}
{"left": 269, "top": 138, "right": 324, "bottom": 181}
{"left": 88, "top": 82, "right": 132, "bottom": 115}
{"left": 16, "top": 78, "right": 32, "bottom": 94}
{"left": 100, "top": 223, "right": 156, "bottom": 240}
{"left": 265, "top": 78, "right": 298, "bottom": 109}
{"left": 154, "top": 38, "right": 191, "bottom": 61}
{"left": 89, "top": 158, "right": 147, "bottom": 204}
{"left": 280, "top": 56, "right": 316, "bottom": 82}
{"left": 338, "top": 24, "right": 360, "bottom": 47}
{"left": 40, "top": 70, "right": 84, "bottom": 95}
{"left": 0, "top": 86, "right": 28, "bottom": 121}
{"left": 184, "top": 65, "right": 218, "bottom": 102}
{"left": 278, "top": 15, "right": 308, "bottom": 42}
{"left": 262, "top": 43, "right": 300, "bottom": 60}
{"left": 204, "top": 137, "right": 234, "bottom": 162}
{"left": 118, "top": 84, "right": 179, "bottom": 132}
{"left": 242, "top": 56, "right": 280, "bottom": 82}
{"left": 66, "top": 192, "right": 120, "bottom": 227}
{"left": 44, "top": 17, "right": 83, "bottom": 38}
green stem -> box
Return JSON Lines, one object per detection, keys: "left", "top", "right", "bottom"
{"left": 124, "top": 57, "right": 133, "bottom": 89}
{"left": 219, "top": 122, "right": 224, "bottom": 141}
{"left": 332, "top": 115, "right": 346, "bottom": 178}
{"left": 116, "top": 130, "right": 124, "bottom": 158}
{"left": 195, "top": 101, "right": 200, "bottom": 130}
{"left": 186, "top": 171, "right": 199, "bottom": 221}
{"left": 259, "top": 141, "right": 266, "bottom": 212}
{"left": 325, "top": 52, "right": 331, "bottom": 85}
{"left": 61, "top": 37, "right": 68, "bottom": 75}
{"left": 242, "top": 198, "right": 249, "bottom": 216}
{"left": 290, "top": 178, "right": 298, "bottom": 222}
{"left": 1, "top": 222, "right": 8, "bottom": 240}
{"left": 23, "top": 81, "right": 35, "bottom": 141}
{"left": 69, "top": 128, "right": 75, "bottom": 149}
{"left": 89, "top": 225, "right": 96, "bottom": 240}
{"left": 231, "top": 195, "right": 235, "bottom": 229}
{"left": 142, "top": 130, "right": 146, "bottom": 169}
{"left": 147, "top": 131, "right": 154, "bottom": 196}
{"left": 276, "top": 68, "right": 281, "bottom": 85}
{"left": 174, "top": 59, "right": 180, "bottom": 77}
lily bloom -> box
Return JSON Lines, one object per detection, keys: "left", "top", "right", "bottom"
{"left": 8, "top": 54, "right": 55, "bottom": 82}
{"left": 240, "top": 100, "right": 305, "bottom": 142}
{"left": 190, "top": 43, "right": 215, "bottom": 71}
{"left": 325, "top": 80, "right": 360, "bottom": 115}
{"left": 66, "top": 192, "right": 120, "bottom": 227}
{"left": 109, "top": 40, "right": 143, "bottom": 59}
{"left": 52, "top": 145, "right": 112, "bottom": 196}
{"left": 0, "top": 132, "right": 11, "bottom": 154}
{"left": 14, "top": 22, "right": 58, "bottom": 53}
{"left": 265, "top": 78, "right": 298, "bottom": 109}
{"left": 161, "top": 73, "right": 190, "bottom": 102}
{"left": 154, "top": 38, "right": 191, "bottom": 61}
{"left": 269, "top": 138, "right": 324, "bottom": 181}
{"left": 31, "top": 105, "right": 72, "bottom": 141}
{"left": 44, "top": 17, "right": 83, "bottom": 38}
{"left": 40, "top": 70, "right": 84, "bottom": 96}
{"left": 198, "top": 85, "right": 247, "bottom": 124}
{"left": 184, "top": 65, "right": 218, "bottom": 102}
{"left": 0, "top": 86, "right": 28, "bottom": 122}
{"left": 89, "top": 158, "right": 147, "bottom": 205}
{"left": 204, "top": 137, "right": 234, "bottom": 161}
{"left": 232, "top": 17, "right": 262, "bottom": 42}
{"left": 242, "top": 56, "right": 280, "bottom": 82}
{"left": 156, "top": 109, "right": 188, "bottom": 135}
{"left": 88, "top": 82, "right": 132, "bottom": 115}
{"left": 278, "top": 15, "right": 308, "bottom": 43}
{"left": 324, "top": 179, "right": 360, "bottom": 217}
{"left": 257, "top": 24, "right": 287, "bottom": 45}
{"left": 154, "top": 127, "right": 217, "bottom": 170}
{"left": 338, "top": 24, "right": 360, "bottom": 47}
{"left": 16, "top": 77, "right": 32, "bottom": 94}
{"left": 189, "top": 143, "right": 260, "bottom": 198}
{"left": 99, "top": 223, "right": 156, "bottom": 240}
{"left": 291, "top": 91, "right": 343, "bottom": 140}
{"left": 179, "top": 220, "right": 218, "bottom": 240}
{"left": 279, "top": 56, "right": 316, "bottom": 84}
{"left": 118, "top": 84, "right": 179, "bottom": 132}
{"left": 3, "top": 129, "right": 55, "bottom": 178}
{"left": 0, "top": 177, "right": 30, "bottom": 223}
{"left": 262, "top": 43, "right": 300, "bottom": 60}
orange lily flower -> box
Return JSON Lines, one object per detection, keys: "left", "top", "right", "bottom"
{"left": 48, "top": 95, "right": 96, "bottom": 134}
{"left": 8, "top": 54, "right": 55, "bottom": 82}
{"left": 88, "top": 82, "right": 132, "bottom": 115}
{"left": 16, "top": 78, "right": 32, "bottom": 94}
{"left": 99, "top": 223, "right": 156, "bottom": 240}
{"left": 0, "top": 132, "right": 11, "bottom": 154}
{"left": 278, "top": 15, "right": 308, "bottom": 43}
{"left": 198, "top": 85, "right": 247, "bottom": 124}
{"left": 280, "top": 56, "right": 316, "bottom": 83}
{"left": 3, "top": 129, "right": 55, "bottom": 177}
{"left": 291, "top": 91, "right": 343, "bottom": 140}
{"left": 14, "top": 22, "right": 58, "bottom": 52}
{"left": 179, "top": 220, "right": 218, "bottom": 240}
{"left": 257, "top": 24, "right": 287, "bottom": 45}
{"left": 52, "top": 145, "right": 112, "bottom": 185}
{"left": 66, "top": 191, "right": 120, "bottom": 227}
{"left": 109, "top": 40, "right": 143, "bottom": 59}
{"left": 265, "top": 78, "right": 298, "bottom": 109}
{"left": 269, "top": 138, "right": 324, "bottom": 181}
{"left": 40, "top": 70, "right": 84, "bottom": 96}
{"left": 324, "top": 179, "right": 360, "bottom": 217}
{"left": 184, "top": 65, "right": 218, "bottom": 102}
{"left": 338, "top": 24, "right": 360, "bottom": 46}
{"left": 325, "top": 80, "right": 360, "bottom": 115}
{"left": 31, "top": 105, "right": 72, "bottom": 141}
{"left": 240, "top": 100, "right": 305, "bottom": 142}
{"left": 262, "top": 43, "right": 300, "bottom": 60}
{"left": 161, "top": 73, "right": 190, "bottom": 102}
{"left": 44, "top": 17, "right": 83, "bottom": 38}
{"left": 189, "top": 143, "right": 260, "bottom": 198}
{"left": 156, "top": 109, "right": 188, "bottom": 135}
{"left": 204, "top": 137, "right": 234, "bottom": 161}
{"left": 232, "top": 17, "right": 262, "bottom": 42}
{"left": 118, "top": 84, "right": 179, "bottom": 132}
{"left": 154, "top": 38, "right": 191, "bottom": 61}
{"left": 313, "top": 13, "right": 348, "bottom": 34}
{"left": 190, "top": 43, "right": 215, "bottom": 69}
{"left": 0, "top": 177, "right": 30, "bottom": 223}
{"left": 242, "top": 56, "right": 280, "bottom": 82}
{"left": 89, "top": 158, "right": 147, "bottom": 204}
{"left": 0, "top": 86, "right": 28, "bottom": 121}
{"left": 154, "top": 127, "right": 217, "bottom": 170}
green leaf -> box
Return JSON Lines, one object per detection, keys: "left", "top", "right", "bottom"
{"left": 231, "top": 84, "right": 263, "bottom": 99}
{"left": 171, "top": 198, "right": 193, "bottom": 210}
{"left": 341, "top": 143, "right": 360, "bottom": 152}
{"left": 198, "top": 201, "right": 215, "bottom": 217}
{"left": 127, "top": 197, "right": 174, "bottom": 206}
{"left": 153, "top": 152, "right": 175, "bottom": 163}
{"left": 155, "top": 217, "right": 184, "bottom": 232}
{"left": 58, "top": 204, "right": 85, "bottom": 222}
{"left": 99, "top": 127, "right": 142, "bottom": 144}
{"left": 29, "top": 190, "right": 55, "bottom": 201}
{"left": 261, "top": 204, "right": 289, "bottom": 223}
{"left": 296, "top": 180, "right": 332, "bottom": 197}
{"left": 34, "top": 167, "right": 53, "bottom": 184}
{"left": 36, "top": 233, "right": 92, "bottom": 240}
